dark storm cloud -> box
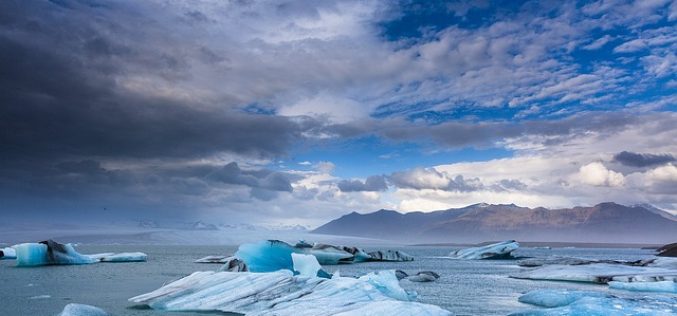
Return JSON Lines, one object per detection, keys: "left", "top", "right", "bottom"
{"left": 208, "top": 162, "right": 294, "bottom": 193}
{"left": 613, "top": 151, "right": 675, "bottom": 167}
{"left": 337, "top": 175, "right": 388, "bottom": 192}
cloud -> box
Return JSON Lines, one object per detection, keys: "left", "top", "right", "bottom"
{"left": 337, "top": 175, "right": 388, "bottom": 192}
{"left": 582, "top": 35, "right": 613, "bottom": 50}
{"left": 613, "top": 151, "right": 675, "bottom": 167}
{"left": 576, "top": 162, "right": 625, "bottom": 187}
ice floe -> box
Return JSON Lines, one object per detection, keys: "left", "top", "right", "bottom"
{"left": 194, "top": 255, "right": 232, "bottom": 263}
{"left": 511, "top": 260, "right": 677, "bottom": 284}
{"left": 1, "top": 246, "right": 16, "bottom": 259}
{"left": 609, "top": 280, "right": 677, "bottom": 293}
{"left": 57, "top": 303, "right": 109, "bottom": 316}
{"left": 367, "top": 250, "right": 414, "bottom": 262}
{"left": 448, "top": 240, "right": 520, "bottom": 259}
{"left": 510, "top": 289, "right": 677, "bottom": 316}
{"left": 14, "top": 240, "right": 146, "bottom": 266}
{"left": 129, "top": 269, "right": 450, "bottom": 315}
{"left": 396, "top": 270, "right": 440, "bottom": 282}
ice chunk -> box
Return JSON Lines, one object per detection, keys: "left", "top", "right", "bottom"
{"left": 367, "top": 250, "right": 414, "bottom": 262}
{"left": 511, "top": 290, "right": 677, "bottom": 316}
{"left": 609, "top": 280, "right": 677, "bottom": 293}
{"left": 15, "top": 241, "right": 96, "bottom": 266}
{"left": 98, "top": 252, "right": 147, "bottom": 262}
{"left": 406, "top": 271, "right": 440, "bottom": 282}
{"left": 1, "top": 246, "right": 16, "bottom": 259}
{"left": 57, "top": 303, "right": 109, "bottom": 316}
{"left": 448, "top": 240, "right": 519, "bottom": 260}
{"left": 342, "top": 246, "right": 372, "bottom": 262}
{"left": 511, "top": 263, "right": 677, "bottom": 284}
{"left": 357, "top": 270, "right": 415, "bottom": 301}
{"left": 129, "top": 270, "right": 450, "bottom": 315}
{"left": 218, "top": 256, "right": 248, "bottom": 272}
{"left": 304, "top": 244, "right": 354, "bottom": 264}
{"left": 235, "top": 240, "right": 296, "bottom": 272}
{"left": 194, "top": 255, "right": 232, "bottom": 263}
{"left": 292, "top": 253, "right": 322, "bottom": 277}
{"left": 517, "top": 289, "right": 609, "bottom": 307}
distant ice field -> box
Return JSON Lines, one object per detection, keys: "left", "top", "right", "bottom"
{"left": 0, "top": 244, "right": 673, "bottom": 315}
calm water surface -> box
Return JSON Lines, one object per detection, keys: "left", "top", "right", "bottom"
{"left": 0, "top": 245, "right": 670, "bottom": 315}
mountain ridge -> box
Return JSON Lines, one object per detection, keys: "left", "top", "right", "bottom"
{"left": 312, "top": 202, "right": 677, "bottom": 244}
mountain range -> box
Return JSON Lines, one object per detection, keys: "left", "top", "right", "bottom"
{"left": 312, "top": 202, "right": 677, "bottom": 244}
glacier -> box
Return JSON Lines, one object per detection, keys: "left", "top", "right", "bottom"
{"left": 14, "top": 240, "right": 147, "bottom": 266}
{"left": 448, "top": 240, "right": 520, "bottom": 259}
{"left": 129, "top": 269, "right": 450, "bottom": 315}
{"left": 57, "top": 303, "right": 109, "bottom": 316}
{"left": 510, "top": 289, "right": 677, "bottom": 316}
{"left": 1, "top": 246, "right": 16, "bottom": 259}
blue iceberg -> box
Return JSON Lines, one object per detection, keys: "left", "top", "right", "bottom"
{"left": 57, "top": 303, "right": 109, "bottom": 316}
{"left": 14, "top": 240, "right": 147, "bottom": 266}
{"left": 448, "top": 240, "right": 520, "bottom": 259}
{"left": 235, "top": 240, "right": 330, "bottom": 277}
{"left": 511, "top": 290, "right": 677, "bottom": 316}
{"left": 15, "top": 241, "right": 96, "bottom": 266}
{"left": 129, "top": 269, "right": 450, "bottom": 315}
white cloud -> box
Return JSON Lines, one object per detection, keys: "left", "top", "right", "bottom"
{"left": 576, "top": 162, "right": 625, "bottom": 187}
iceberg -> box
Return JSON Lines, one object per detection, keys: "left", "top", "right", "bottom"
{"left": 15, "top": 241, "right": 96, "bottom": 266}
{"left": 304, "top": 243, "right": 354, "bottom": 264}
{"left": 448, "top": 240, "right": 520, "bottom": 260}
{"left": 57, "top": 303, "right": 109, "bottom": 316}
{"left": 129, "top": 269, "right": 450, "bottom": 315}
{"left": 511, "top": 262, "right": 677, "bottom": 284}
{"left": 14, "top": 240, "right": 147, "bottom": 266}
{"left": 368, "top": 250, "right": 414, "bottom": 262}
{"left": 195, "top": 255, "right": 232, "bottom": 263}
{"left": 1, "top": 246, "right": 16, "bottom": 259}
{"left": 235, "top": 240, "right": 331, "bottom": 277}
{"left": 609, "top": 280, "right": 677, "bottom": 293}
{"left": 291, "top": 253, "right": 322, "bottom": 277}
{"left": 406, "top": 271, "right": 440, "bottom": 282}
{"left": 341, "top": 246, "right": 372, "bottom": 262}
{"left": 97, "top": 252, "right": 147, "bottom": 262}
{"left": 510, "top": 290, "right": 677, "bottom": 316}
{"left": 218, "top": 256, "right": 248, "bottom": 272}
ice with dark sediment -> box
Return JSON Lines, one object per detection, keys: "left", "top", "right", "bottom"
{"left": 1, "top": 246, "right": 16, "bottom": 259}
{"left": 399, "top": 270, "right": 440, "bottom": 282}
{"left": 13, "top": 240, "right": 146, "bottom": 266}
{"left": 218, "top": 256, "right": 248, "bottom": 272}
{"left": 510, "top": 289, "right": 677, "bottom": 316}
{"left": 368, "top": 250, "right": 414, "bottom": 262}
{"left": 129, "top": 267, "right": 451, "bottom": 315}
{"left": 57, "top": 303, "right": 109, "bottom": 316}
{"left": 448, "top": 240, "right": 520, "bottom": 260}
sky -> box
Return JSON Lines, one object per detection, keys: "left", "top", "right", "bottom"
{"left": 1, "top": 0, "right": 676, "bottom": 227}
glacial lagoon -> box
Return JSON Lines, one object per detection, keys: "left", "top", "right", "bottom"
{"left": 1, "top": 244, "right": 675, "bottom": 315}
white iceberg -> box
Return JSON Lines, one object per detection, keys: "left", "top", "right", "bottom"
{"left": 57, "top": 303, "right": 109, "bottom": 316}
{"left": 367, "top": 250, "right": 414, "bottom": 262}
{"left": 291, "top": 253, "right": 322, "bottom": 277}
{"left": 448, "top": 240, "right": 520, "bottom": 260}
{"left": 129, "top": 269, "right": 450, "bottom": 316}
{"left": 218, "top": 256, "right": 248, "bottom": 272}
{"left": 97, "top": 252, "right": 147, "bottom": 262}
{"left": 510, "top": 290, "right": 677, "bottom": 316}
{"left": 609, "top": 280, "right": 677, "bottom": 293}
{"left": 195, "top": 255, "right": 232, "bottom": 263}
{"left": 511, "top": 262, "right": 677, "bottom": 284}
{"left": 14, "top": 240, "right": 147, "bottom": 266}
{"left": 1, "top": 246, "right": 16, "bottom": 259}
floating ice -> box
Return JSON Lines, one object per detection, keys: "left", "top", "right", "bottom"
{"left": 218, "top": 256, "right": 248, "bottom": 272}
{"left": 517, "top": 289, "right": 609, "bottom": 308}
{"left": 235, "top": 240, "right": 297, "bottom": 272}
{"left": 609, "top": 280, "right": 677, "bottom": 293}
{"left": 14, "top": 240, "right": 146, "bottom": 266}
{"left": 57, "top": 303, "right": 109, "bottom": 316}
{"left": 448, "top": 240, "right": 520, "bottom": 260}
{"left": 195, "top": 255, "right": 232, "bottom": 263}
{"left": 291, "top": 253, "right": 322, "bottom": 277}
{"left": 15, "top": 241, "right": 96, "bottom": 266}
{"left": 368, "top": 250, "right": 414, "bottom": 262}
{"left": 511, "top": 262, "right": 677, "bottom": 284}
{"left": 511, "top": 290, "right": 677, "bottom": 316}
{"left": 304, "top": 244, "right": 354, "bottom": 264}
{"left": 97, "top": 252, "right": 147, "bottom": 262}
{"left": 129, "top": 269, "right": 450, "bottom": 315}
{"left": 341, "top": 246, "right": 372, "bottom": 262}
{"left": 1, "top": 246, "right": 16, "bottom": 259}
{"left": 406, "top": 271, "right": 440, "bottom": 282}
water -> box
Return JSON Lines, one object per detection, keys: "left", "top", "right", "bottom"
{"left": 0, "top": 245, "right": 668, "bottom": 315}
